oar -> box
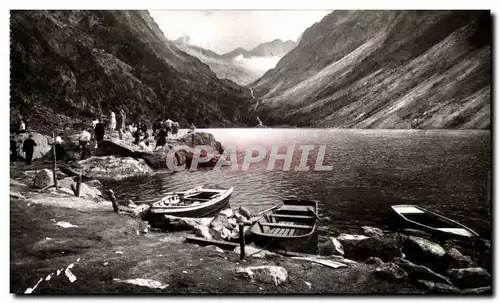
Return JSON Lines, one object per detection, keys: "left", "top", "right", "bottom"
{"left": 307, "top": 207, "right": 323, "bottom": 223}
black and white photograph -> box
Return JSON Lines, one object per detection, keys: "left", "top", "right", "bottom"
{"left": 8, "top": 6, "right": 492, "bottom": 295}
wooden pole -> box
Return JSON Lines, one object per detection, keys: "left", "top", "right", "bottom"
{"left": 51, "top": 132, "right": 58, "bottom": 190}
{"left": 107, "top": 189, "right": 119, "bottom": 213}
{"left": 75, "top": 171, "right": 82, "bottom": 197}
{"left": 239, "top": 223, "right": 245, "bottom": 260}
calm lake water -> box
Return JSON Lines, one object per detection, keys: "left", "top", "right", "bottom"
{"left": 106, "top": 129, "right": 492, "bottom": 238}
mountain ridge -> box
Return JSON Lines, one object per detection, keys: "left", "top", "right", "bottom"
{"left": 251, "top": 10, "right": 491, "bottom": 129}
{"left": 10, "top": 10, "right": 255, "bottom": 132}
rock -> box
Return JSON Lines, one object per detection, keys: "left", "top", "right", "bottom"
{"left": 398, "top": 228, "right": 433, "bottom": 239}
{"left": 236, "top": 266, "right": 288, "bottom": 286}
{"left": 219, "top": 208, "right": 234, "bottom": 218}
{"left": 163, "top": 215, "right": 213, "bottom": 230}
{"left": 10, "top": 191, "right": 26, "bottom": 200}
{"left": 403, "top": 236, "right": 445, "bottom": 267}
{"left": 205, "top": 245, "right": 225, "bottom": 253}
{"left": 360, "top": 226, "right": 384, "bottom": 237}
{"left": 10, "top": 178, "right": 27, "bottom": 187}
{"left": 318, "top": 237, "right": 344, "bottom": 256}
{"left": 78, "top": 156, "right": 153, "bottom": 181}
{"left": 238, "top": 206, "right": 253, "bottom": 219}
{"left": 78, "top": 183, "right": 102, "bottom": 198}
{"left": 463, "top": 286, "right": 492, "bottom": 294}
{"left": 234, "top": 243, "right": 278, "bottom": 258}
{"left": 446, "top": 267, "right": 491, "bottom": 289}
{"left": 193, "top": 225, "right": 212, "bottom": 240}
{"left": 94, "top": 139, "right": 151, "bottom": 158}
{"left": 59, "top": 188, "right": 75, "bottom": 196}
{"left": 209, "top": 213, "right": 234, "bottom": 240}
{"left": 365, "top": 257, "right": 384, "bottom": 267}
{"left": 414, "top": 280, "right": 462, "bottom": 294}
{"left": 442, "top": 248, "right": 474, "bottom": 270}
{"left": 373, "top": 262, "right": 408, "bottom": 281}
{"left": 121, "top": 204, "right": 150, "bottom": 220}
{"left": 337, "top": 233, "right": 370, "bottom": 241}
{"left": 209, "top": 225, "right": 232, "bottom": 241}
{"left": 33, "top": 169, "right": 54, "bottom": 189}
{"left": 393, "top": 258, "right": 452, "bottom": 285}
{"left": 339, "top": 233, "right": 403, "bottom": 262}
{"left": 84, "top": 180, "right": 103, "bottom": 189}
{"left": 235, "top": 213, "right": 252, "bottom": 225}
{"left": 16, "top": 132, "right": 52, "bottom": 160}
{"left": 57, "top": 177, "right": 76, "bottom": 189}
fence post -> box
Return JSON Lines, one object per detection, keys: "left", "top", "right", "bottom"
{"left": 52, "top": 132, "right": 58, "bottom": 190}
{"left": 239, "top": 223, "right": 245, "bottom": 260}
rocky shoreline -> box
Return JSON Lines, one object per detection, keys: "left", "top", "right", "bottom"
{"left": 9, "top": 130, "right": 491, "bottom": 294}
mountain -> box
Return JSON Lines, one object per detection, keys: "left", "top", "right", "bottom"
{"left": 173, "top": 39, "right": 259, "bottom": 86}
{"left": 222, "top": 39, "right": 297, "bottom": 59}
{"left": 10, "top": 10, "right": 255, "bottom": 132}
{"left": 251, "top": 11, "right": 491, "bottom": 129}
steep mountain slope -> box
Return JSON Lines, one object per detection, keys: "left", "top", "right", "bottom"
{"left": 173, "top": 40, "right": 259, "bottom": 86}
{"left": 251, "top": 11, "right": 491, "bottom": 129}
{"left": 222, "top": 39, "right": 297, "bottom": 59}
{"left": 10, "top": 10, "right": 254, "bottom": 131}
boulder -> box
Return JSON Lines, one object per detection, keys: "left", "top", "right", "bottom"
{"left": 84, "top": 179, "right": 103, "bottom": 189}
{"left": 414, "top": 280, "right": 462, "bottom": 294}
{"left": 94, "top": 139, "right": 151, "bottom": 158}
{"left": 337, "top": 234, "right": 370, "bottom": 241}
{"left": 442, "top": 248, "right": 474, "bottom": 270}
{"left": 193, "top": 225, "right": 212, "bottom": 240}
{"left": 234, "top": 243, "right": 278, "bottom": 258}
{"left": 16, "top": 132, "right": 52, "bottom": 160}
{"left": 403, "top": 236, "right": 445, "bottom": 267}
{"left": 318, "top": 237, "right": 344, "bottom": 256}
{"left": 209, "top": 213, "right": 234, "bottom": 240}
{"left": 393, "top": 258, "right": 452, "bottom": 285}
{"left": 33, "top": 169, "right": 54, "bottom": 189}
{"left": 364, "top": 257, "right": 384, "bottom": 267}
{"left": 238, "top": 206, "right": 253, "bottom": 220}
{"left": 398, "top": 229, "right": 433, "bottom": 239}
{"left": 59, "top": 188, "right": 75, "bottom": 196}
{"left": 219, "top": 208, "right": 234, "bottom": 218}
{"left": 78, "top": 183, "right": 102, "bottom": 198}
{"left": 121, "top": 204, "right": 150, "bottom": 220}
{"left": 58, "top": 177, "right": 76, "bottom": 189}
{"left": 163, "top": 215, "right": 213, "bottom": 230}
{"left": 235, "top": 266, "right": 288, "bottom": 286}
{"left": 339, "top": 233, "right": 403, "bottom": 262}
{"left": 373, "top": 262, "right": 408, "bottom": 281}
{"left": 360, "top": 226, "right": 384, "bottom": 237}
{"left": 446, "top": 267, "right": 491, "bottom": 289}
{"left": 463, "top": 286, "right": 492, "bottom": 294}
{"left": 78, "top": 156, "right": 153, "bottom": 181}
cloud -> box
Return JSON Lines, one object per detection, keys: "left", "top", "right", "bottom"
{"left": 232, "top": 55, "right": 281, "bottom": 74}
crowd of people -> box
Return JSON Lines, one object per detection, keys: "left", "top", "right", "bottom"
{"left": 10, "top": 111, "right": 196, "bottom": 165}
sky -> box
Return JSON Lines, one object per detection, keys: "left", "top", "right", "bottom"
{"left": 149, "top": 10, "right": 332, "bottom": 54}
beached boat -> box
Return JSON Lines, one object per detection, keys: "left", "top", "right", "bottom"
{"left": 249, "top": 199, "right": 319, "bottom": 253}
{"left": 391, "top": 204, "right": 479, "bottom": 240}
{"left": 149, "top": 185, "right": 233, "bottom": 226}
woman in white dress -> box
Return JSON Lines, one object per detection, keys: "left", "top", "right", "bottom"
{"left": 109, "top": 111, "right": 116, "bottom": 131}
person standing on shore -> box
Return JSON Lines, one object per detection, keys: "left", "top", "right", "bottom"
{"left": 22, "top": 134, "right": 37, "bottom": 165}
{"left": 55, "top": 133, "right": 65, "bottom": 161}
{"left": 78, "top": 127, "right": 91, "bottom": 159}
{"left": 18, "top": 120, "right": 26, "bottom": 134}
{"left": 109, "top": 111, "right": 116, "bottom": 132}
{"left": 171, "top": 122, "right": 179, "bottom": 138}
{"left": 94, "top": 119, "right": 105, "bottom": 148}
{"left": 165, "top": 119, "right": 173, "bottom": 138}
{"left": 92, "top": 117, "right": 99, "bottom": 129}
{"left": 10, "top": 134, "right": 17, "bottom": 164}
{"left": 120, "top": 109, "right": 126, "bottom": 131}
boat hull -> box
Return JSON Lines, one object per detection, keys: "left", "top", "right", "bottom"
{"left": 149, "top": 187, "right": 233, "bottom": 227}
{"left": 390, "top": 205, "right": 479, "bottom": 242}
{"left": 249, "top": 199, "right": 318, "bottom": 253}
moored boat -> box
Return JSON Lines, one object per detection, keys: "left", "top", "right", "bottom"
{"left": 249, "top": 199, "right": 319, "bottom": 253}
{"left": 391, "top": 204, "right": 479, "bottom": 240}
{"left": 149, "top": 185, "right": 233, "bottom": 227}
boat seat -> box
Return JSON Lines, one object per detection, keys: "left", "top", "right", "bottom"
{"left": 269, "top": 214, "right": 315, "bottom": 220}
{"left": 260, "top": 223, "right": 312, "bottom": 229}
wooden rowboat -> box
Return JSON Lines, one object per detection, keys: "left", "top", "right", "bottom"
{"left": 391, "top": 204, "right": 479, "bottom": 240}
{"left": 249, "top": 199, "right": 319, "bottom": 253}
{"left": 149, "top": 185, "right": 233, "bottom": 227}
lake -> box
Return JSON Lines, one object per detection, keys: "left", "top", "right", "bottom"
{"left": 107, "top": 128, "right": 491, "bottom": 238}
